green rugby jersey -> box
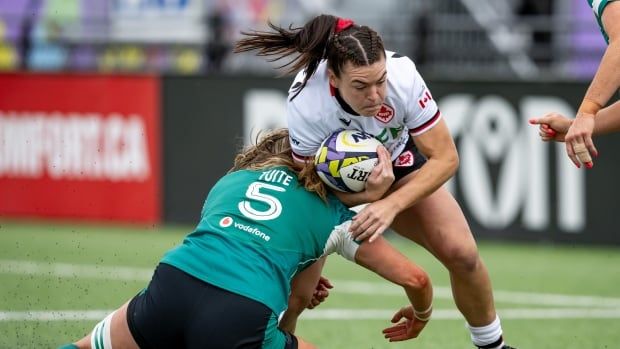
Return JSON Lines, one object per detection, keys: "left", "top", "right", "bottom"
{"left": 588, "top": 0, "right": 618, "bottom": 43}
{"left": 161, "top": 166, "right": 358, "bottom": 315}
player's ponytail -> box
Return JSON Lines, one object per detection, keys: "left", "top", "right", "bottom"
{"left": 235, "top": 14, "right": 385, "bottom": 101}
{"left": 234, "top": 15, "right": 338, "bottom": 99}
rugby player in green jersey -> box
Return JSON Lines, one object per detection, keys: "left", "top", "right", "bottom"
{"left": 530, "top": 1, "right": 620, "bottom": 165}
{"left": 58, "top": 129, "right": 433, "bottom": 349}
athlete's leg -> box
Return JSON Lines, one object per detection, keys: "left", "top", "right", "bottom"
{"left": 70, "top": 302, "right": 138, "bottom": 349}
{"left": 392, "top": 186, "right": 496, "bottom": 325}
{"left": 280, "top": 256, "right": 327, "bottom": 333}
{"left": 391, "top": 186, "right": 504, "bottom": 347}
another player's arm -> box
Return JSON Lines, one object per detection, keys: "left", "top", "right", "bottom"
{"left": 280, "top": 257, "right": 327, "bottom": 333}
{"left": 566, "top": 2, "right": 620, "bottom": 165}
{"left": 583, "top": 1, "right": 620, "bottom": 111}
{"left": 354, "top": 236, "right": 432, "bottom": 340}
{"left": 316, "top": 221, "right": 433, "bottom": 340}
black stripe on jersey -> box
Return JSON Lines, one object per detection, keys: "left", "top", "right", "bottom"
{"left": 410, "top": 110, "right": 441, "bottom": 134}
{"left": 391, "top": 52, "right": 404, "bottom": 58}
{"left": 334, "top": 88, "right": 359, "bottom": 116}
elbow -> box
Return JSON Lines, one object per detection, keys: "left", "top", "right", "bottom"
{"left": 287, "top": 292, "right": 311, "bottom": 316}
{"left": 401, "top": 267, "right": 431, "bottom": 291}
{"left": 444, "top": 150, "right": 459, "bottom": 178}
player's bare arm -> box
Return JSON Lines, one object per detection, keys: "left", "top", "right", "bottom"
{"left": 565, "top": 1, "right": 620, "bottom": 167}
{"left": 354, "top": 235, "right": 433, "bottom": 341}
{"left": 349, "top": 119, "right": 459, "bottom": 242}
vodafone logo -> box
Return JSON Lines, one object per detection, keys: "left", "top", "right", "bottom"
{"left": 395, "top": 151, "right": 414, "bottom": 167}
{"left": 219, "top": 216, "right": 233, "bottom": 227}
{"left": 375, "top": 104, "right": 394, "bottom": 123}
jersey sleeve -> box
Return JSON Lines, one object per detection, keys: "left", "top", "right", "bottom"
{"left": 322, "top": 196, "right": 359, "bottom": 261}
{"left": 404, "top": 68, "right": 442, "bottom": 137}
{"left": 594, "top": 0, "right": 618, "bottom": 18}
{"left": 322, "top": 220, "right": 360, "bottom": 261}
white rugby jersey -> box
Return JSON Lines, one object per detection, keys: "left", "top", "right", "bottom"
{"left": 588, "top": 0, "right": 618, "bottom": 43}
{"left": 287, "top": 51, "right": 441, "bottom": 162}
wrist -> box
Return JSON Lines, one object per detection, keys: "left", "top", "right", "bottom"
{"left": 413, "top": 303, "right": 432, "bottom": 322}
{"left": 578, "top": 98, "right": 602, "bottom": 117}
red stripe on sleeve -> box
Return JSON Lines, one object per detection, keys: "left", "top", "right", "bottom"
{"left": 410, "top": 111, "right": 441, "bottom": 135}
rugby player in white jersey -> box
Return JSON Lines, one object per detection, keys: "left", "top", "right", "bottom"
{"left": 530, "top": 1, "right": 620, "bottom": 165}
{"left": 235, "top": 14, "right": 514, "bottom": 349}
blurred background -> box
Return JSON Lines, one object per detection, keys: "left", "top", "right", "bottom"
{"left": 0, "top": 0, "right": 607, "bottom": 78}
{"left": 1, "top": 0, "right": 619, "bottom": 348}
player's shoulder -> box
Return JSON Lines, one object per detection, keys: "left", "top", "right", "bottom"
{"left": 385, "top": 50, "right": 417, "bottom": 76}
{"left": 385, "top": 50, "right": 421, "bottom": 92}
{"left": 288, "top": 62, "right": 335, "bottom": 123}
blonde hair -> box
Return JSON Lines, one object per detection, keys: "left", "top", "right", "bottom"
{"left": 229, "top": 129, "right": 328, "bottom": 200}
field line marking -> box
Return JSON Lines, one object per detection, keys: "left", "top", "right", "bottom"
{"left": 2, "top": 259, "right": 620, "bottom": 308}
{"left": 3, "top": 308, "right": 620, "bottom": 321}
{"left": 333, "top": 280, "right": 620, "bottom": 308}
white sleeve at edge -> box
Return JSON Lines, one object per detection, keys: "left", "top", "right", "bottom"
{"left": 323, "top": 221, "right": 360, "bottom": 262}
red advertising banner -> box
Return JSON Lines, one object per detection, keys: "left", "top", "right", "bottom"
{"left": 0, "top": 73, "right": 161, "bottom": 224}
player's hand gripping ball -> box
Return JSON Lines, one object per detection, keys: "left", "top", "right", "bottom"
{"left": 314, "top": 129, "right": 382, "bottom": 192}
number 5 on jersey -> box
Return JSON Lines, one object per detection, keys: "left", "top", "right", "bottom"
{"left": 238, "top": 182, "right": 285, "bottom": 220}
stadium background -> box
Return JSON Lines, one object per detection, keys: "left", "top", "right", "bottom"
{"left": 1, "top": 0, "right": 619, "bottom": 348}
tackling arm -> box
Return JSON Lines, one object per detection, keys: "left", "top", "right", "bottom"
{"left": 354, "top": 236, "right": 433, "bottom": 340}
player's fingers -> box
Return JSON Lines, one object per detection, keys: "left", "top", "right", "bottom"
{"left": 540, "top": 123, "right": 557, "bottom": 135}
{"left": 387, "top": 332, "right": 412, "bottom": 342}
{"left": 318, "top": 276, "right": 333, "bottom": 289}
{"left": 584, "top": 136, "right": 598, "bottom": 158}
{"left": 354, "top": 224, "right": 377, "bottom": 242}
{"left": 572, "top": 141, "right": 592, "bottom": 168}
{"left": 383, "top": 323, "right": 407, "bottom": 335}
{"left": 349, "top": 213, "right": 365, "bottom": 234}
{"left": 368, "top": 224, "right": 388, "bottom": 243}
{"left": 565, "top": 142, "right": 581, "bottom": 168}
{"left": 391, "top": 309, "right": 404, "bottom": 323}
{"left": 351, "top": 216, "right": 375, "bottom": 239}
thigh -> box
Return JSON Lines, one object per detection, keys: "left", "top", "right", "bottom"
{"left": 189, "top": 287, "right": 275, "bottom": 349}
{"left": 110, "top": 302, "right": 140, "bottom": 349}
{"left": 126, "top": 263, "right": 193, "bottom": 348}
{"left": 391, "top": 186, "right": 478, "bottom": 263}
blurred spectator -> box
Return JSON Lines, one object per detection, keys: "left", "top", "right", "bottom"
{"left": 412, "top": 7, "right": 430, "bottom": 68}
{"left": 19, "top": 7, "right": 34, "bottom": 70}
{"left": 516, "top": 0, "right": 553, "bottom": 65}
{"left": 204, "top": 2, "right": 232, "bottom": 73}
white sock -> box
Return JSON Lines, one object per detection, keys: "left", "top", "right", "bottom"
{"left": 467, "top": 315, "right": 504, "bottom": 348}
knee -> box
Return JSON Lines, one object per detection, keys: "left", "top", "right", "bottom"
{"left": 442, "top": 246, "right": 482, "bottom": 274}
{"left": 398, "top": 265, "right": 430, "bottom": 291}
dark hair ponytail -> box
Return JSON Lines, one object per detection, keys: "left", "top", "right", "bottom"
{"left": 235, "top": 14, "right": 385, "bottom": 100}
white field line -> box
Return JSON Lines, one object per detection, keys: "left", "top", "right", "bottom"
{"left": 3, "top": 308, "right": 620, "bottom": 322}
{"left": 3, "top": 259, "right": 620, "bottom": 308}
